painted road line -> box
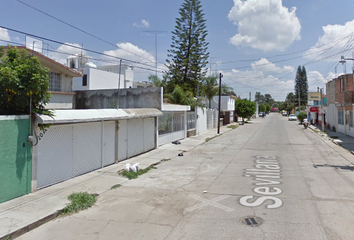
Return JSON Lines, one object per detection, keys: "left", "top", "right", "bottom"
{"left": 186, "top": 194, "right": 234, "bottom": 212}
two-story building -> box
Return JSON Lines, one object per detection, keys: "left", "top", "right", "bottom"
{"left": 326, "top": 73, "right": 354, "bottom": 136}
{"left": 4, "top": 46, "right": 82, "bottom": 109}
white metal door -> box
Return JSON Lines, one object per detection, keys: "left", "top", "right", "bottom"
{"left": 37, "top": 125, "right": 74, "bottom": 189}
{"left": 128, "top": 119, "right": 144, "bottom": 158}
{"left": 73, "top": 122, "right": 101, "bottom": 177}
{"left": 143, "top": 118, "right": 155, "bottom": 151}
{"left": 118, "top": 120, "right": 128, "bottom": 161}
{"left": 103, "top": 121, "right": 115, "bottom": 166}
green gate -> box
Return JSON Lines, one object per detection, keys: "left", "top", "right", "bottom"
{"left": 0, "top": 116, "right": 32, "bottom": 203}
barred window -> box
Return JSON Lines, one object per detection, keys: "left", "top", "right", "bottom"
{"left": 49, "top": 72, "right": 61, "bottom": 91}
{"left": 338, "top": 111, "right": 344, "bottom": 125}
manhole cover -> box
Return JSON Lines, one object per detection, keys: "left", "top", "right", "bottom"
{"left": 240, "top": 216, "right": 264, "bottom": 227}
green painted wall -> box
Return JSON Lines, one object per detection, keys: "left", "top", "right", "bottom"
{"left": 0, "top": 116, "right": 32, "bottom": 203}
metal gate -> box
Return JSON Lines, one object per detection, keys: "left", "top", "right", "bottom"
{"left": 36, "top": 121, "right": 115, "bottom": 189}
{"left": 118, "top": 118, "right": 156, "bottom": 161}
{"left": 158, "top": 112, "right": 185, "bottom": 146}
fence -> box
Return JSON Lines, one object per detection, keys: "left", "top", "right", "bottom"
{"left": 207, "top": 109, "right": 218, "bottom": 129}
{"left": 187, "top": 112, "right": 196, "bottom": 130}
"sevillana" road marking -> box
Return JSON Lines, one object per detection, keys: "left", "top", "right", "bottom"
{"left": 239, "top": 156, "right": 283, "bottom": 209}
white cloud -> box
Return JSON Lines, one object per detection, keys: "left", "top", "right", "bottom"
{"left": 251, "top": 58, "right": 294, "bottom": 73}
{"left": 304, "top": 20, "right": 354, "bottom": 61}
{"left": 104, "top": 42, "right": 155, "bottom": 64}
{"left": 133, "top": 19, "right": 150, "bottom": 28}
{"left": 308, "top": 71, "right": 333, "bottom": 92}
{"left": 0, "top": 27, "right": 11, "bottom": 42}
{"left": 221, "top": 59, "right": 296, "bottom": 101}
{"left": 48, "top": 43, "right": 85, "bottom": 65}
{"left": 103, "top": 42, "right": 165, "bottom": 81}
{"left": 228, "top": 0, "right": 301, "bottom": 51}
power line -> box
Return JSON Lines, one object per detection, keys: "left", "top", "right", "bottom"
{"left": 0, "top": 37, "right": 163, "bottom": 74}
{"left": 14, "top": 0, "right": 155, "bottom": 64}
{"left": 0, "top": 25, "right": 165, "bottom": 72}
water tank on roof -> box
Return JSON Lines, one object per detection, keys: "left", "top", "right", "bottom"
{"left": 84, "top": 62, "right": 97, "bottom": 68}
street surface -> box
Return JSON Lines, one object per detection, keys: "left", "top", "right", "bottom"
{"left": 18, "top": 113, "right": 354, "bottom": 240}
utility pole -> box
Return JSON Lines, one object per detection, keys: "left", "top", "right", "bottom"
{"left": 143, "top": 30, "right": 167, "bottom": 76}
{"left": 249, "top": 92, "right": 251, "bottom": 101}
{"left": 320, "top": 88, "right": 324, "bottom": 131}
{"left": 217, "top": 73, "right": 223, "bottom": 134}
{"left": 209, "top": 57, "right": 218, "bottom": 76}
{"left": 298, "top": 85, "right": 301, "bottom": 114}
{"left": 118, "top": 59, "right": 122, "bottom": 89}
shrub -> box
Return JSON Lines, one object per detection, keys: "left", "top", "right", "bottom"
{"left": 60, "top": 192, "right": 97, "bottom": 216}
{"left": 297, "top": 112, "right": 307, "bottom": 123}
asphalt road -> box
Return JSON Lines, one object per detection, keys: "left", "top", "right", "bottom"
{"left": 18, "top": 113, "right": 354, "bottom": 240}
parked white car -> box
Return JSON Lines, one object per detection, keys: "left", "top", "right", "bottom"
{"left": 288, "top": 114, "right": 297, "bottom": 121}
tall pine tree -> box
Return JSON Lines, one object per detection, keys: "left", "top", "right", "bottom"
{"left": 294, "top": 65, "right": 308, "bottom": 107}
{"left": 165, "top": 0, "right": 209, "bottom": 95}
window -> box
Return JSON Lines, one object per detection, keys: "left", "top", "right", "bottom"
{"left": 49, "top": 72, "right": 61, "bottom": 91}
{"left": 349, "top": 111, "right": 353, "bottom": 127}
{"left": 338, "top": 111, "right": 344, "bottom": 125}
{"left": 82, "top": 74, "right": 87, "bottom": 86}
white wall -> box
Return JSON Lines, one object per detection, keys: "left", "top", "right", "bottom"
{"left": 196, "top": 107, "right": 207, "bottom": 134}
{"left": 326, "top": 104, "right": 336, "bottom": 131}
{"left": 46, "top": 93, "right": 74, "bottom": 109}
{"left": 211, "top": 96, "right": 235, "bottom": 111}
{"left": 73, "top": 68, "right": 124, "bottom": 91}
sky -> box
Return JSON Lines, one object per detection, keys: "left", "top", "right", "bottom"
{"left": 1, "top": 0, "right": 354, "bottom": 101}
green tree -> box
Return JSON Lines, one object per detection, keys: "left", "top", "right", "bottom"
{"left": 235, "top": 98, "right": 256, "bottom": 120}
{"left": 297, "top": 112, "right": 307, "bottom": 123}
{"left": 264, "top": 94, "right": 274, "bottom": 106}
{"left": 148, "top": 74, "right": 170, "bottom": 90}
{"left": 259, "top": 103, "right": 266, "bottom": 113}
{"left": 0, "top": 46, "right": 51, "bottom": 115}
{"left": 165, "top": 0, "right": 209, "bottom": 95}
{"left": 221, "top": 83, "right": 235, "bottom": 96}
{"left": 164, "top": 85, "right": 202, "bottom": 111}
{"left": 201, "top": 75, "right": 218, "bottom": 108}
{"left": 255, "top": 92, "right": 265, "bottom": 103}
{"left": 285, "top": 92, "right": 296, "bottom": 104}
{"left": 265, "top": 102, "right": 271, "bottom": 113}
{"left": 294, "top": 65, "right": 308, "bottom": 106}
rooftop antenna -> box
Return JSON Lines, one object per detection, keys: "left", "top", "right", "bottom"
{"left": 25, "top": 35, "right": 43, "bottom": 53}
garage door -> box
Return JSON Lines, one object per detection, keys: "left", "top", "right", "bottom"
{"left": 36, "top": 121, "right": 115, "bottom": 189}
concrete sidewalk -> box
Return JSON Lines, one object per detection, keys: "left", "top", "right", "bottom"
{"left": 0, "top": 126, "right": 234, "bottom": 240}
{"left": 309, "top": 124, "right": 354, "bottom": 164}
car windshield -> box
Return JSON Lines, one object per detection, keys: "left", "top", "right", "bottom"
{"left": 289, "top": 114, "right": 295, "bottom": 117}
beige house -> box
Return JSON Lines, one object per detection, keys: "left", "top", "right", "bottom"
{"left": 3, "top": 46, "right": 82, "bottom": 109}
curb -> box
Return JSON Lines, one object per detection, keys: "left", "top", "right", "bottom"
{"left": 0, "top": 126, "right": 234, "bottom": 240}
{"left": 0, "top": 210, "right": 60, "bottom": 240}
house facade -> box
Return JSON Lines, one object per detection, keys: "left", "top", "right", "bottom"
{"left": 326, "top": 73, "right": 354, "bottom": 136}
{"left": 211, "top": 95, "right": 236, "bottom": 124}
{"left": 4, "top": 46, "right": 82, "bottom": 109}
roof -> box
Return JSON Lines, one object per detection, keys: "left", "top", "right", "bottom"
{"left": 35, "top": 108, "right": 162, "bottom": 125}
{"left": 161, "top": 103, "right": 191, "bottom": 111}
{"left": 2, "top": 46, "right": 82, "bottom": 77}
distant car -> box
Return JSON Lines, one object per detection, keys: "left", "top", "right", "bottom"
{"left": 282, "top": 112, "right": 287, "bottom": 116}
{"left": 288, "top": 114, "right": 297, "bottom": 121}
{"left": 259, "top": 112, "right": 264, "bottom": 117}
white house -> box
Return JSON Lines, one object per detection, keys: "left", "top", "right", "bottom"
{"left": 73, "top": 64, "right": 133, "bottom": 91}
{"left": 211, "top": 95, "right": 235, "bottom": 124}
